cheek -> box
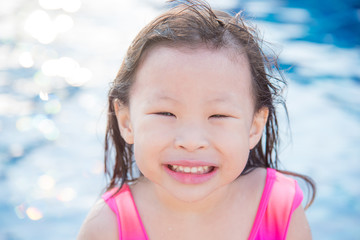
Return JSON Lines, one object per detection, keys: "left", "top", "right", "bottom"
{"left": 215, "top": 126, "right": 251, "bottom": 170}
{"left": 133, "top": 119, "right": 174, "bottom": 145}
{"left": 215, "top": 121, "right": 251, "bottom": 148}
{"left": 221, "top": 141, "right": 249, "bottom": 180}
{"left": 132, "top": 119, "right": 173, "bottom": 169}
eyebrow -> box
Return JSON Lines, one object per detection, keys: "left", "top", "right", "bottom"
{"left": 207, "top": 96, "right": 234, "bottom": 103}
{"left": 147, "top": 93, "right": 238, "bottom": 106}
{"left": 146, "top": 93, "right": 179, "bottom": 104}
{"left": 206, "top": 93, "right": 241, "bottom": 105}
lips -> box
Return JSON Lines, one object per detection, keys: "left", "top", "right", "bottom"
{"left": 163, "top": 160, "right": 217, "bottom": 184}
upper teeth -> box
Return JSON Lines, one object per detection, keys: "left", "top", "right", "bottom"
{"left": 169, "top": 165, "right": 212, "bottom": 174}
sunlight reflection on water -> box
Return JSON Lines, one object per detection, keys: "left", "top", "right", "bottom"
{"left": 0, "top": 0, "right": 359, "bottom": 239}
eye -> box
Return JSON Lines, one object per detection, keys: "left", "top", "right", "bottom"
{"left": 210, "top": 114, "right": 229, "bottom": 119}
{"left": 156, "top": 112, "right": 175, "bottom": 117}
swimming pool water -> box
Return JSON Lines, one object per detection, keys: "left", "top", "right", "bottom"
{"left": 0, "top": 0, "right": 359, "bottom": 239}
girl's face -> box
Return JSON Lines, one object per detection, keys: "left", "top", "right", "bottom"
{"left": 115, "top": 46, "right": 268, "bottom": 203}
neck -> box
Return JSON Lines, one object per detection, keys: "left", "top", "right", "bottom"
{"left": 138, "top": 177, "right": 240, "bottom": 217}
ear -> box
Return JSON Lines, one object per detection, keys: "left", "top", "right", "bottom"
{"left": 114, "top": 99, "right": 134, "bottom": 144}
{"left": 249, "top": 107, "right": 269, "bottom": 149}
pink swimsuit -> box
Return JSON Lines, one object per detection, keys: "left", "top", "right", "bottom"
{"left": 102, "top": 168, "right": 303, "bottom": 240}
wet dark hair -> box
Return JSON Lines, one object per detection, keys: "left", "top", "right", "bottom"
{"left": 104, "top": 0, "right": 315, "bottom": 208}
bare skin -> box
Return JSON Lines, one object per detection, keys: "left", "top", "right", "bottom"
{"left": 130, "top": 168, "right": 266, "bottom": 240}
{"left": 78, "top": 46, "right": 312, "bottom": 239}
{"left": 77, "top": 198, "right": 118, "bottom": 240}
{"left": 77, "top": 168, "right": 312, "bottom": 240}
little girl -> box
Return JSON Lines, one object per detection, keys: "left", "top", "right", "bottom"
{"left": 78, "top": 0, "right": 315, "bottom": 239}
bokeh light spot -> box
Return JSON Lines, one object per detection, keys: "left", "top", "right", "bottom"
{"left": 39, "top": 91, "right": 49, "bottom": 101}
{"left": 91, "top": 161, "right": 103, "bottom": 175}
{"left": 34, "top": 72, "right": 51, "bottom": 88}
{"left": 24, "top": 10, "right": 57, "bottom": 44}
{"left": 44, "top": 99, "right": 61, "bottom": 114}
{"left": 16, "top": 117, "right": 33, "bottom": 131}
{"left": 37, "top": 118, "right": 60, "bottom": 141}
{"left": 14, "top": 204, "right": 26, "bottom": 219}
{"left": 42, "top": 57, "right": 80, "bottom": 78}
{"left": 18, "top": 52, "right": 34, "bottom": 68}
{"left": 62, "top": 0, "right": 82, "bottom": 13}
{"left": 38, "top": 0, "right": 62, "bottom": 10}
{"left": 54, "top": 14, "right": 74, "bottom": 33}
{"left": 39, "top": 0, "right": 81, "bottom": 12}
{"left": 10, "top": 144, "right": 24, "bottom": 158}
{"left": 65, "top": 67, "right": 92, "bottom": 86}
{"left": 41, "top": 59, "right": 59, "bottom": 77}
{"left": 41, "top": 57, "right": 91, "bottom": 86}
{"left": 57, "top": 187, "right": 77, "bottom": 202}
{"left": 57, "top": 57, "right": 80, "bottom": 78}
{"left": 26, "top": 207, "right": 43, "bottom": 221}
{"left": 38, "top": 174, "right": 55, "bottom": 190}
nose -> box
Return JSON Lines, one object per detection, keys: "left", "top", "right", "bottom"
{"left": 174, "top": 122, "right": 209, "bottom": 152}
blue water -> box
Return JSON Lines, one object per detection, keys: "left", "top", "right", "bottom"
{"left": 0, "top": 0, "right": 359, "bottom": 239}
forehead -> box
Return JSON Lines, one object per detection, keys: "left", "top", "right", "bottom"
{"left": 131, "top": 45, "right": 254, "bottom": 106}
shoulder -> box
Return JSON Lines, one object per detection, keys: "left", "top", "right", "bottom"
{"left": 242, "top": 168, "right": 302, "bottom": 197}
{"left": 286, "top": 205, "right": 312, "bottom": 239}
{"left": 271, "top": 170, "right": 304, "bottom": 203}
{"left": 235, "top": 167, "right": 268, "bottom": 206}
{"left": 272, "top": 171, "right": 312, "bottom": 239}
{"left": 77, "top": 199, "right": 118, "bottom": 240}
{"left": 270, "top": 170, "right": 312, "bottom": 239}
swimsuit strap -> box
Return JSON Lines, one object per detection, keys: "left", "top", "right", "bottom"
{"left": 248, "top": 168, "right": 276, "bottom": 239}
{"left": 103, "top": 185, "right": 148, "bottom": 240}
{"left": 249, "top": 168, "right": 304, "bottom": 240}
{"left": 103, "top": 169, "right": 303, "bottom": 240}
{"left": 267, "top": 171, "right": 303, "bottom": 239}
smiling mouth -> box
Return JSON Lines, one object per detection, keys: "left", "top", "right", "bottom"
{"left": 167, "top": 164, "right": 215, "bottom": 174}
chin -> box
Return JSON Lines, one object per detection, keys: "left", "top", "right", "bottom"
{"left": 169, "top": 187, "right": 217, "bottom": 203}
{"left": 160, "top": 179, "right": 231, "bottom": 205}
